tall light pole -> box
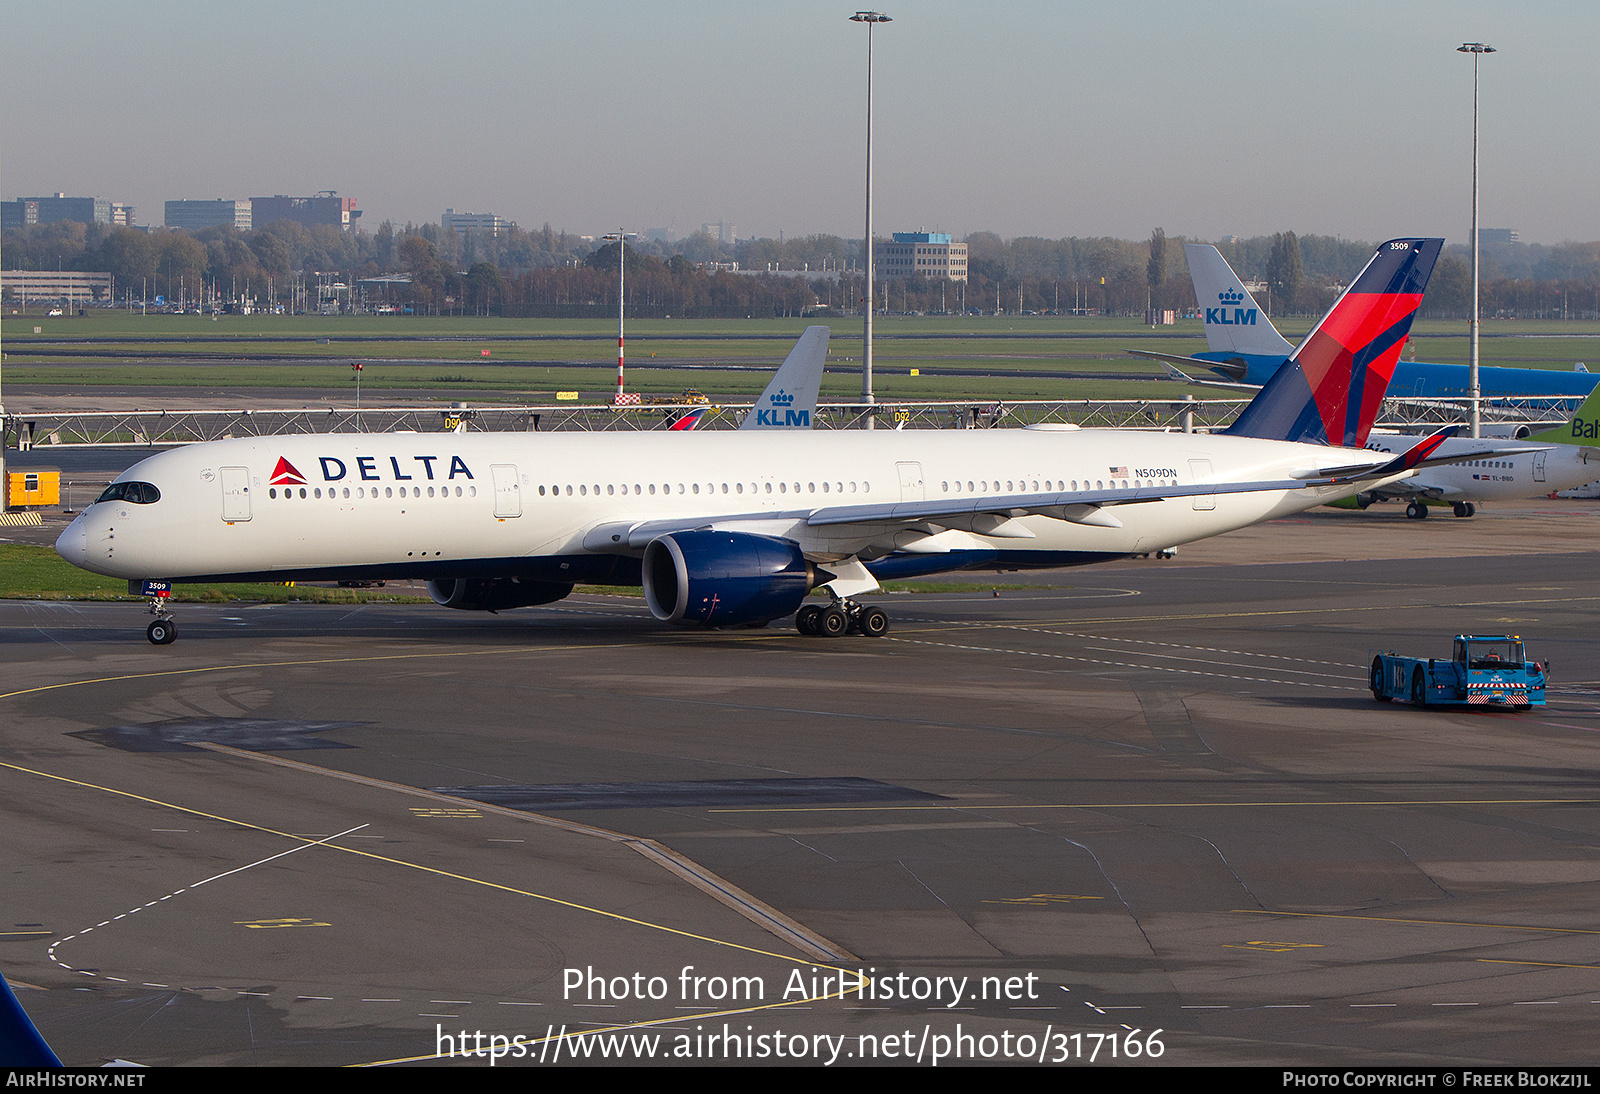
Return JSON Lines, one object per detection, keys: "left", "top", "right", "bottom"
{"left": 1459, "top": 42, "right": 1495, "bottom": 438}
{"left": 852, "top": 11, "right": 890, "bottom": 425}
{"left": 603, "top": 230, "right": 634, "bottom": 400}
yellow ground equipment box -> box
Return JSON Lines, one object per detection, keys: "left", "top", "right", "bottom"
{"left": 7, "top": 468, "right": 60, "bottom": 508}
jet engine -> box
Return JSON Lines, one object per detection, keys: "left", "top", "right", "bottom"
{"left": 642, "top": 530, "right": 821, "bottom": 626}
{"left": 427, "top": 577, "right": 574, "bottom": 612}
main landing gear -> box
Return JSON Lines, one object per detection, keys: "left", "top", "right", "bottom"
{"left": 1409, "top": 500, "right": 1475, "bottom": 519}
{"left": 795, "top": 598, "right": 890, "bottom": 638}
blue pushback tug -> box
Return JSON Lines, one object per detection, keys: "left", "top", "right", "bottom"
{"left": 1370, "top": 636, "right": 1546, "bottom": 708}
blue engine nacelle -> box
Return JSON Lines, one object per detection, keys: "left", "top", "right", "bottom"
{"left": 427, "top": 577, "right": 574, "bottom": 612}
{"left": 642, "top": 531, "right": 820, "bottom": 626}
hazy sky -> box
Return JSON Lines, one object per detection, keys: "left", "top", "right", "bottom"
{"left": 3, "top": 1, "right": 1595, "bottom": 246}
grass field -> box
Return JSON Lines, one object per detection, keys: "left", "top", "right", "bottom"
{"left": 6, "top": 312, "right": 1599, "bottom": 404}
{"left": 0, "top": 544, "right": 430, "bottom": 604}
{"left": 0, "top": 544, "right": 1042, "bottom": 603}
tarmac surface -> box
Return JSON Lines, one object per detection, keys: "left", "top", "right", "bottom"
{"left": 4, "top": 499, "right": 1600, "bottom": 1067}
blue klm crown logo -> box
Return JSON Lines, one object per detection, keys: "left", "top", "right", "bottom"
{"left": 1207, "top": 287, "right": 1257, "bottom": 328}
{"left": 755, "top": 387, "right": 809, "bottom": 426}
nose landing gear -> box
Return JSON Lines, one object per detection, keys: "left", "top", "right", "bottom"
{"left": 143, "top": 582, "right": 177, "bottom": 644}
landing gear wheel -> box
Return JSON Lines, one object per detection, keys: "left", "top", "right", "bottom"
{"left": 818, "top": 605, "right": 848, "bottom": 637}
{"left": 1406, "top": 501, "right": 1429, "bottom": 520}
{"left": 1453, "top": 501, "right": 1470, "bottom": 518}
{"left": 859, "top": 606, "right": 890, "bottom": 638}
{"left": 1465, "top": 502, "right": 1476, "bottom": 517}
{"left": 147, "top": 619, "right": 176, "bottom": 645}
{"left": 1371, "top": 657, "right": 1391, "bottom": 702}
{"left": 795, "top": 604, "right": 822, "bottom": 636}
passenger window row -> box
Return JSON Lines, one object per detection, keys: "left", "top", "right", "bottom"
{"left": 940, "top": 478, "right": 1175, "bottom": 493}
{"left": 536, "top": 481, "right": 872, "bottom": 497}
{"left": 268, "top": 485, "right": 478, "bottom": 500}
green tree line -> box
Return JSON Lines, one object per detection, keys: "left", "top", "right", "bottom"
{"left": 7, "top": 216, "right": 1600, "bottom": 320}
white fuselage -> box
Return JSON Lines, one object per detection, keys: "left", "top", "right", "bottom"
{"left": 56, "top": 427, "right": 1368, "bottom": 584}
{"left": 1365, "top": 435, "right": 1598, "bottom": 502}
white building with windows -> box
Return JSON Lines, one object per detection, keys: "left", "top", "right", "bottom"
{"left": 442, "top": 209, "right": 515, "bottom": 237}
{"left": 874, "top": 232, "right": 967, "bottom": 282}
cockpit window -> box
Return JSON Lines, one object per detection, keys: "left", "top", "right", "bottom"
{"left": 96, "top": 481, "right": 161, "bottom": 505}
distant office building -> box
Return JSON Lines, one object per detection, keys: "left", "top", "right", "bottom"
{"left": 166, "top": 199, "right": 251, "bottom": 232}
{"left": 110, "top": 203, "right": 136, "bottom": 228}
{"left": 441, "top": 209, "right": 515, "bottom": 237}
{"left": 874, "top": 232, "right": 968, "bottom": 282}
{"left": 6, "top": 193, "right": 114, "bottom": 227}
{"left": 1, "top": 200, "right": 38, "bottom": 232}
{"left": 2, "top": 270, "right": 113, "bottom": 303}
{"left": 250, "top": 191, "right": 360, "bottom": 231}
{"left": 701, "top": 221, "right": 736, "bottom": 245}
{"left": 1479, "top": 228, "right": 1520, "bottom": 245}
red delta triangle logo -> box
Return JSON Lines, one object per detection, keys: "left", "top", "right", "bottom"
{"left": 270, "top": 457, "right": 307, "bottom": 486}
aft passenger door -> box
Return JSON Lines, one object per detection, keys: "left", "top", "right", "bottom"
{"left": 1187, "top": 459, "right": 1215, "bottom": 511}
{"left": 220, "top": 466, "right": 251, "bottom": 522}
{"left": 896, "top": 462, "right": 925, "bottom": 501}
{"left": 491, "top": 464, "right": 521, "bottom": 518}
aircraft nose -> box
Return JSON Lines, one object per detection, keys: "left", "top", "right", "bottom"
{"left": 55, "top": 517, "right": 88, "bottom": 567}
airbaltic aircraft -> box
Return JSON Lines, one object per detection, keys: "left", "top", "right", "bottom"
{"left": 1136, "top": 244, "right": 1598, "bottom": 401}
{"left": 1356, "top": 384, "right": 1600, "bottom": 518}
{"left": 62, "top": 239, "right": 1481, "bottom": 644}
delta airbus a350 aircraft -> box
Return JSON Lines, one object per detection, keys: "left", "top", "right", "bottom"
{"left": 61, "top": 238, "right": 1473, "bottom": 645}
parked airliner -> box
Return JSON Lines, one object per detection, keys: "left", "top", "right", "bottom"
{"left": 1135, "top": 244, "right": 1598, "bottom": 402}
{"left": 60, "top": 239, "right": 1484, "bottom": 644}
{"left": 1355, "top": 384, "right": 1600, "bottom": 518}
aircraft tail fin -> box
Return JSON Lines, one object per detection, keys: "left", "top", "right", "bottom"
{"left": 1225, "top": 238, "right": 1443, "bottom": 448}
{"left": 1530, "top": 383, "right": 1600, "bottom": 446}
{"left": 739, "top": 326, "right": 828, "bottom": 431}
{"left": 667, "top": 408, "right": 705, "bottom": 431}
{"left": 1186, "top": 244, "right": 1295, "bottom": 358}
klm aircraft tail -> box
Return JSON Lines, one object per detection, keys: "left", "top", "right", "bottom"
{"left": 740, "top": 326, "right": 828, "bottom": 430}
{"left": 1186, "top": 244, "right": 1296, "bottom": 365}
{"left": 1225, "top": 238, "right": 1444, "bottom": 448}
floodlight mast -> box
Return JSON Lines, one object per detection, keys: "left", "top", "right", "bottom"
{"left": 852, "top": 11, "right": 890, "bottom": 427}
{"left": 604, "top": 230, "right": 634, "bottom": 398}
{"left": 1458, "top": 42, "right": 1495, "bottom": 439}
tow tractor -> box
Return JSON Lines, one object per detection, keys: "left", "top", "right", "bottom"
{"left": 1370, "top": 635, "right": 1546, "bottom": 707}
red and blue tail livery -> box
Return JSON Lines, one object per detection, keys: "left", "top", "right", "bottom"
{"left": 1226, "top": 238, "right": 1443, "bottom": 448}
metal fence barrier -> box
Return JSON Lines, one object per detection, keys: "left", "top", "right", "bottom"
{"left": 2, "top": 395, "right": 1577, "bottom": 449}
